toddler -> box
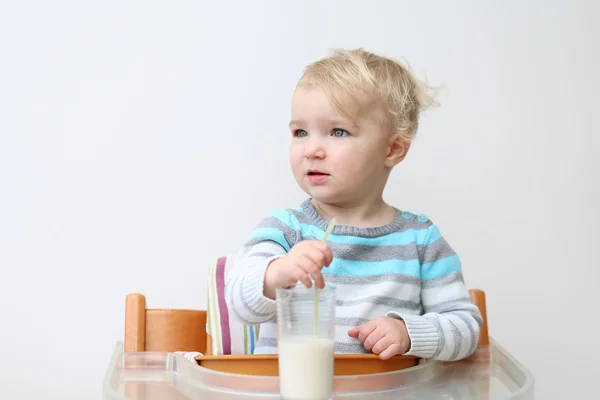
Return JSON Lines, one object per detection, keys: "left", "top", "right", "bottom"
{"left": 225, "top": 48, "right": 482, "bottom": 361}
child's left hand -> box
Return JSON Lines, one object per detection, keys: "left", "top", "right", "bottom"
{"left": 347, "top": 316, "right": 411, "bottom": 360}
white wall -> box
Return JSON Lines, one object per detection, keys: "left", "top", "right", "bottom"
{"left": 0, "top": 1, "right": 597, "bottom": 399}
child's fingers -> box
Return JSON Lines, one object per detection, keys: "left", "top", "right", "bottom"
{"left": 378, "top": 343, "right": 401, "bottom": 360}
{"left": 292, "top": 266, "right": 313, "bottom": 288}
{"left": 363, "top": 327, "right": 384, "bottom": 351}
{"left": 305, "top": 241, "right": 333, "bottom": 267}
{"left": 347, "top": 327, "right": 360, "bottom": 337}
{"left": 298, "top": 255, "right": 325, "bottom": 288}
{"left": 312, "top": 271, "right": 325, "bottom": 289}
{"left": 348, "top": 322, "right": 375, "bottom": 342}
{"left": 308, "top": 269, "right": 325, "bottom": 289}
{"left": 318, "top": 243, "right": 334, "bottom": 266}
{"left": 317, "top": 242, "right": 334, "bottom": 266}
{"left": 371, "top": 336, "right": 392, "bottom": 355}
{"left": 304, "top": 245, "right": 330, "bottom": 269}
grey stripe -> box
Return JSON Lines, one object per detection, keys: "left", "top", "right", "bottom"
{"left": 257, "top": 337, "right": 278, "bottom": 349}
{"left": 325, "top": 273, "right": 420, "bottom": 286}
{"left": 337, "top": 296, "right": 420, "bottom": 310}
{"left": 335, "top": 342, "right": 367, "bottom": 353}
{"left": 336, "top": 317, "right": 370, "bottom": 327}
{"left": 239, "top": 274, "right": 274, "bottom": 318}
{"left": 247, "top": 251, "right": 277, "bottom": 259}
{"left": 418, "top": 236, "right": 456, "bottom": 265}
{"left": 290, "top": 207, "right": 432, "bottom": 237}
{"left": 308, "top": 239, "right": 420, "bottom": 262}
{"left": 424, "top": 315, "right": 445, "bottom": 359}
{"left": 422, "top": 272, "right": 464, "bottom": 289}
{"left": 454, "top": 312, "right": 478, "bottom": 355}
{"left": 448, "top": 320, "right": 462, "bottom": 361}
{"left": 475, "top": 314, "right": 483, "bottom": 328}
{"left": 255, "top": 338, "right": 368, "bottom": 354}
{"left": 244, "top": 236, "right": 280, "bottom": 249}
{"left": 425, "top": 297, "right": 474, "bottom": 313}
{"left": 290, "top": 208, "right": 334, "bottom": 228}
{"left": 244, "top": 216, "right": 299, "bottom": 250}
{"left": 453, "top": 309, "right": 483, "bottom": 328}
{"left": 244, "top": 241, "right": 285, "bottom": 260}
{"left": 288, "top": 209, "right": 305, "bottom": 220}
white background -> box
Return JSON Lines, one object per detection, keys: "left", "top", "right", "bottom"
{"left": 1, "top": 1, "right": 598, "bottom": 399}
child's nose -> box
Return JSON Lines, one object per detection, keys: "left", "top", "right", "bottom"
{"left": 304, "top": 139, "right": 325, "bottom": 159}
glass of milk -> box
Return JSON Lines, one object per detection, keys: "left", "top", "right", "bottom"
{"left": 276, "top": 284, "right": 336, "bottom": 400}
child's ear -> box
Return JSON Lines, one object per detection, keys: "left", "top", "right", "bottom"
{"left": 384, "top": 133, "right": 410, "bottom": 168}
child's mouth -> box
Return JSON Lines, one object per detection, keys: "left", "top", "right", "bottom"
{"left": 307, "top": 171, "right": 330, "bottom": 183}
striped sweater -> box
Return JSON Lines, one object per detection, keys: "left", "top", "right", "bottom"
{"left": 225, "top": 199, "right": 483, "bottom": 361}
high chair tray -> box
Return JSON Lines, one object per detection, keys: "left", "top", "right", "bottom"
{"left": 194, "top": 353, "right": 419, "bottom": 376}
{"left": 104, "top": 338, "right": 535, "bottom": 399}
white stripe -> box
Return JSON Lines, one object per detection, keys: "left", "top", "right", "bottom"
{"left": 332, "top": 281, "right": 420, "bottom": 301}
{"left": 335, "top": 303, "right": 421, "bottom": 320}
{"left": 422, "top": 281, "right": 468, "bottom": 305}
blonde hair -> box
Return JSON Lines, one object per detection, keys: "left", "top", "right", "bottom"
{"left": 297, "top": 48, "right": 439, "bottom": 141}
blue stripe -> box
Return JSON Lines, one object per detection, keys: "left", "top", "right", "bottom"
{"left": 250, "top": 224, "right": 436, "bottom": 251}
{"left": 249, "top": 326, "right": 255, "bottom": 354}
{"left": 270, "top": 209, "right": 298, "bottom": 227}
{"left": 323, "top": 258, "right": 421, "bottom": 278}
{"left": 251, "top": 227, "right": 292, "bottom": 251}
{"left": 421, "top": 254, "right": 462, "bottom": 281}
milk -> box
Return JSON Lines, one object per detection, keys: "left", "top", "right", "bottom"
{"left": 278, "top": 337, "right": 335, "bottom": 400}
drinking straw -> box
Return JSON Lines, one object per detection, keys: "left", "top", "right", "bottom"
{"left": 315, "top": 218, "right": 336, "bottom": 336}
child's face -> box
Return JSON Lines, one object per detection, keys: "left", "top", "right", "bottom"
{"left": 289, "top": 86, "right": 393, "bottom": 206}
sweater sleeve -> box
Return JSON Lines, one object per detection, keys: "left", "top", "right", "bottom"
{"left": 225, "top": 209, "right": 301, "bottom": 326}
{"left": 386, "top": 223, "right": 483, "bottom": 361}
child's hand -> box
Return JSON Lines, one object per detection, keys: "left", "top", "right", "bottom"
{"left": 348, "top": 316, "right": 411, "bottom": 360}
{"left": 263, "top": 240, "right": 333, "bottom": 298}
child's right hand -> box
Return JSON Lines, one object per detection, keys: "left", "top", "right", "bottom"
{"left": 263, "top": 240, "right": 333, "bottom": 299}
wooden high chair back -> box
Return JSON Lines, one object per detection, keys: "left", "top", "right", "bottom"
{"left": 124, "top": 293, "right": 208, "bottom": 354}
{"left": 469, "top": 289, "right": 489, "bottom": 346}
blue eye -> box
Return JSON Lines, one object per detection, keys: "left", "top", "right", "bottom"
{"left": 332, "top": 128, "right": 348, "bottom": 137}
{"left": 295, "top": 129, "right": 308, "bottom": 137}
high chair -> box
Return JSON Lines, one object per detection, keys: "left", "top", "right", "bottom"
{"left": 112, "top": 255, "right": 535, "bottom": 399}
{"left": 124, "top": 254, "right": 489, "bottom": 360}
{"left": 124, "top": 292, "right": 208, "bottom": 354}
